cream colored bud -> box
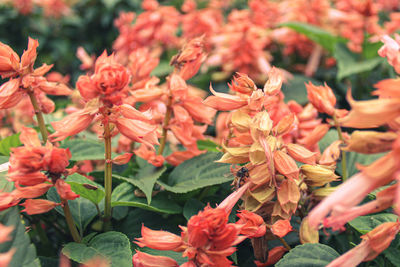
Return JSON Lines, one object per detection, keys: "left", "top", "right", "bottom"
{"left": 301, "top": 164, "right": 339, "bottom": 187}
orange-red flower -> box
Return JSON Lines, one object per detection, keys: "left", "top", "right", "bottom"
{"left": 1, "top": 127, "right": 79, "bottom": 214}
{"left": 132, "top": 251, "right": 178, "bottom": 267}
{"left": 306, "top": 82, "right": 336, "bottom": 116}
{"left": 135, "top": 183, "right": 264, "bottom": 267}
{"left": 327, "top": 222, "right": 400, "bottom": 267}
{"left": 0, "top": 38, "right": 72, "bottom": 112}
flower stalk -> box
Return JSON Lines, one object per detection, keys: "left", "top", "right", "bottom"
{"left": 62, "top": 199, "right": 81, "bottom": 243}
{"left": 27, "top": 90, "right": 48, "bottom": 143}
{"left": 333, "top": 113, "right": 347, "bottom": 181}
{"left": 27, "top": 89, "right": 81, "bottom": 242}
{"left": 157, "top": 94, "right": 172, "bottom": 156}
{"left": 103, "top": 121, "right": 113, "bottom": 230}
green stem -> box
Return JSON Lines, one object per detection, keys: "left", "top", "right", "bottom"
{"left": 333, "top": 114, "right": 347, "bottom": 181}
{"left": 103, "top": 121, "right": 113, "bottom": 231}
{"left": 27, "top": 90, "right": 48, "bottom": 143}
{"left": 62, "top": 200, "right": 81, "bottom": 243}
{"left": 157, "top": 95, "right": 172, "bottom": 156}
{"left": 278, "top": 237, "right": 291, "bottom": 251}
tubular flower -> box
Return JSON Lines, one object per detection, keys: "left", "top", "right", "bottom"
{"left": 327, "top": 222, "right": 400, "bottom": 267}
{"left": 134, "top": 184, "right": 264, "bottom": 267}
{"left": 0, "top": 38, "right": 72, "bottom": 112}
{"left": 1, "top": 127, "right": 79, "bottom": 214}
{"left": 132, "top": 251, "right": 178, "bottom": 267}
{"left": 308, "top": 141, "right": 400, "bottom": 230}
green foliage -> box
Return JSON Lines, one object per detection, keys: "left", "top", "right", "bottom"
{"left": 0, "top": 207, "right": 40, "bottom": 267}
{"left": 349, "top": 213, "right": 399, "bottom": 234}
{"left": 61, "top": 139, "right": 105, "bottom": 161}
{"left": 276, "top": 243, "right": 340, "bottom": 267}
{"left": 111, "top": 183, "right": 182, "bottom": 214}
{"left": 0, "top": 133, "right": 21, "bottom": 156}
{"left": 282, "top": 74, "right": 322, "bottom": 105}
{"left": 183, "top": 199, "right": 205, "bottom": 221}
{"left": 67, "top": 173, "right": 105, "bottom": 205}
{"left": 47, "top": 187, "right": 98, "bottom": 235}
{"left": 157, "top": 152, "right": 232, "bottom": 193}
{"left": 334, "top": 43, "right": 383, "bottom": 81}
{"left": 280, "top": 22, "right": 344, "bottom": 53}
{"left": 113, "top": 163, "right": 167, "bottom": 205}
{"left": 196, "top": 140, "right": 220, "bottom": 152}
{"left": 62, "top": 231, "right": 132, "bottom": 267}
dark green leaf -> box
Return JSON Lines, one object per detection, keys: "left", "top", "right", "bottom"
{"left": 0, "top": 207, "right": 40, "bottom": 267}
{"left": 384, "top": 247, "right": 400, "bottom": 266}
{"left": 61, "top": 139, "right": 105, "bottom": 161}
{"left": 349, "top": 213, "right": 398, "bottom": 234}
{"left": 318, "top": 129, "right": 338, "bottom": 152}
{"left": 151, "top": 61, "right": 173, "bottom": 77}
{"left": 62, "top": 231, "right": 132, "bottom": 267}
{"left": 276, "top": 243, "right": 339, "bottom": 267}
{"left": 281, "top": 22, "right": 344, "bottom": 53}
{"left": 47, "top": 187, "right": 98, "bottom": 235}
{"left": 334, "top": 43, "right": 383, "bottom": 80}
{"left": 196, "top": 140, "right": 220, "bottom": 152}
{"left": 282, "top": 74, "right": 322, "bottom": 105}
{"left": 113, "top": 164, "right": 166, "bottom": 205}
{"left": 67, "top": 173, "right": 105, "bottom": 205}
{"left": 0, "top": 133, "right": 21, "bottom": 156}
{"left": 337, "top": 151, "right": 386, "bottom": 177}
{"left": 111, "top": 183, "right": 182, "bottom": 214}
{"left": 183, "top": 199, "right": 205, "bottom": 221}
{"left": 157, "top": 152, "right": 231, "bottom": 194}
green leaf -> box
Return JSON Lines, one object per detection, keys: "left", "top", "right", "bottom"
{"left": 276, "top": 243, "right": 339, "bottom": 267}
{"left": 282, "top": 74, "right": 322, "bottom": 105}
{"left": 0, "top": 207, "right": 40, "bottom": 267}
{"left": 111, "top": 183, "right": 182, "bottom": 214}
{"left": 280, "top": 22, "right": 344, "bottom": 53}
{"left": 384, "top": 247, "right": 400, "bottom": 266}
{"left": 61, "top": 139, "right": 105, "bottom": 161}
{"left": 151, "top": 61, "right": 173, "bottom": 77}
{"left": 62, "top": 231, "right": 132, "bottom": 267}
{"left": 334, "top": 43, "right": 383, "bottom": 80}
{"left": 318, "top": 129, "right": 338, "bottom": 152}
{"left": 102, "top": 0, "right": 121, "bottom": 9}
{"left": 67, "top": 173, "right": 105, "bottom": 205}
{"left": 337, "top": 151, "right": 386, "bottom": 177}
{"left": 183, "top": 199, "right": 205, "bottom": 221}
{"left": 349, "top": 213, "right": 398, "bottom": 234}
{"left": 47, "top": 187, "right": 98, "bottom": 235}
{"left": 0, "top": 133, "right": 21, "bottom": 156}
{"left": 196, "top": 140, "right": 220, "bottom": 152}
{"left": 113, "top": 163, "right": 166, "bottom": 205}
{"left": 157, "top": 152, "right": 232, "bottom": 194}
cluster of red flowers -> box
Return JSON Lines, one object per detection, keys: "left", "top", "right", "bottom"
{"left": 0, "top": 127, "right": 78, "bottom": 215}
{"left": 1, "top": 0, "right": 73, "bottom": 18}
{"left": 111, "top": 0, "right": 400, "bottom": 81}
{"left": 133, "top": 184, "right": 266, "bottom": 267}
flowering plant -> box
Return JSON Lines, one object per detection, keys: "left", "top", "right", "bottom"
{"left": 1, "top": 1, "right": 400, "bottom": 267}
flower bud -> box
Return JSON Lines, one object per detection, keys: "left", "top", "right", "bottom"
{"left": 344, "top": 131, "right": 397, "bottom": 154}
{"left": 299, "top": 217, "right": 319, "bottom": 244}
{"left": 301, "top": 164, "right": 339, "bottom": 187}
{"left": 228, "top": 72, "right": 256, "bottom": 95}
{"left": 306, "top": 82, "right": 336, "bottom": 115}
